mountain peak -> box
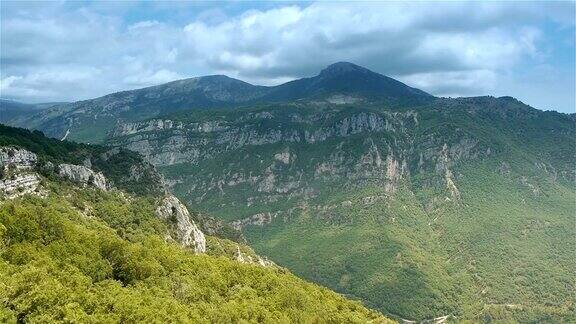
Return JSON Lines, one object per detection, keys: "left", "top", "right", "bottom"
{"left": 319, "top": 62, "right": 370, "bottom": 77}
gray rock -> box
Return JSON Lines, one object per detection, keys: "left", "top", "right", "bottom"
{"left": 0, "top": 173, "right": 41, "bottom": 199}
{"left": 0, "top": 147, "right": 37, "bottom": 169}
{"left": 0, "top": 147, "right": 41, "bottom": 199}
{"left": 58, "top": 163, "right": 107, "bottom": 190}
{"left": 156, "top": 195, "right": 206, "bottom": 253}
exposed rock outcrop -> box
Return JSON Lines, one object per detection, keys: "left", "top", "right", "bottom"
{"left": 58, "top": 163, "right": 108, "bottom": 190}
{"left": 438, "top": 144, "right": 461, "bottom": 201}
{"left": 231, "top": 212, "right": 276, "bottom": 231}
{"left": 0, "top": 173, "right": 41, "bottom": 199}
{"left": 385, "top": 153, "right": 409, "bottom": 193}
{"left": 109, "top": 110, "right": 419, "bottom": 167}
{"left": 0, "top": 148, "right": 42, "bottom": 199}
{"left": 156, "top": 195, "right": 206, "bottom": 253}
{"left": 0, "top": 147, "right": 38, "bottom": 168}
{"left": 274, "top": 150, "right": 294, "bottom": 164}
{"left": 234, "top": 245, "right": 275, "bottom": 267}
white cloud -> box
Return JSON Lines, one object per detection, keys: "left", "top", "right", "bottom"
{"left": 399, "top": 70, "right": 498, "bottom": 97}
{"left": 123, "top": 69, "right": 183, "bottom": 87}
{"left": 179, "top": 2, "right": 557, "bottom": 91}
{"left": 128, "top": 20, "right": 161, "bottom": 31}
{"left": 0, "top": 76, "right": 23, "bottom": 91}
{"left": 0, "top": 1, "right": 573, "bottom": 112}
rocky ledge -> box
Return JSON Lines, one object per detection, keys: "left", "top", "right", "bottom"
{"left": 58, "top": 163, "right": 108, "bottom": 190}
{"left": 0, "top": 148, "right": 41, "bottom": 199}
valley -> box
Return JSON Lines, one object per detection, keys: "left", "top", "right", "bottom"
{"left": 3, "top": 62, "right": 575, "bottom": 322}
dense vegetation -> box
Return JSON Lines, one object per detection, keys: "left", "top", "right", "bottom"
{"left": 0, "top": 182, "right": 389, "bottom": 323}
{"left": 0, "top": 125, "right": 163, "bottom": 196}
{"left": 150, "top": 97, "right": 575, "bottom": 321}
{"left": 246, "top": 159, "right": 575, "bottom": 322}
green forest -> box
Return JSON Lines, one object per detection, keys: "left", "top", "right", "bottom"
{"left": 0, "top": 185, "right": 389, "bottom": 323}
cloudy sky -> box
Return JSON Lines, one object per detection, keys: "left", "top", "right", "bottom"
{"left": 1, "top": 1, "right": 574, "bottom": 113}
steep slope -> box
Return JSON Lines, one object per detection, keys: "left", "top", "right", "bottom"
{"left": 10, "top": 75, "right": 268, "bottom": 143}
{"left": 0, "top": 187, "right": 389, "bottom": 323}
{"left": 9, "top": 62, "right": 433, "bottom": 143}
{"left": 0, "top": 126, "right": 391, "bottom": 323}
{"left": 0, "top": 124, "right": 165, "bottom": 197}
{"left": 104, "top": 96, "right": 575, "bottom": 321}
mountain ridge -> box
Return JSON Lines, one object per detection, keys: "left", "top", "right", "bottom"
{"left": 4, "top": 62, "right": 435, "bottom": 142}
{"left": 101, "top": 93, "right": 574, "bottom": 321}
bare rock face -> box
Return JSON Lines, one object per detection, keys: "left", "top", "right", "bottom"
{"left": 231, "top": 212, "right": 276, "bottom": 231}
{"left": 274, "top": 151, "right": 293, "bottom": 164}
{"left": 0, "top": 173, "right": 41, "bottom": 199}
{"left": 57, "top": 164, "right": 108, "bottom": 190}
{"left": 156, "top": 195, "right": 206, "bottom": 253}
{"left": 0, "top": 147, "right": 38, "bottom": 168}
{"left": 439, "top": 144, "right": 461, "bottom": 201}
{"left": 0, "top": 147, "right": 41, "bottom": 199}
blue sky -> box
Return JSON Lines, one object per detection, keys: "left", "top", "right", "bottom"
{"left": 1, "top": 1, "right": 574, "bottom": 113}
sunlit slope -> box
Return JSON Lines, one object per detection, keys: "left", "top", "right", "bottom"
{"left": 0, "top": 188, "right": 390, "bottom": 323}
{"left": 245, "top": 158, "right": 575, "bottom": 322}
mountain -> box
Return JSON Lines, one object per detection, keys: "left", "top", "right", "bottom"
{"left": 103, "top": 95, "right": 574, "bottom": 322}
{"left": 263, "top": 62, "right": 431, "bottom": 102}
{"left": 0, "top": 99, "right": 62, "bottom": 125}
{"left": 0, "top": 124, "right": 390, "bottom": 323}
{"left": 7, "top": 62, "right": 433, "bottom": 143}
{"left": 4, "top": 63, "right": 575, "bottom": 322}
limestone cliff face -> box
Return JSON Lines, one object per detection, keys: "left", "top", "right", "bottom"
{"left": 0, "top": 147, "right": 38, "bottom": 168}
{"left": 0, "top": 147, "right": 113, "bottom": 199}
{"left": 110, "top": 110, "right": 419, "bottom": 166}
{"left": 0, "top": 145, "right": 209, "bottom": 254}
{"left": 0, "top": 148, "right": 41, "bottom": 199}
{"left": 155, "top": 195, "right": 206, "bottom": 253}
{"left": 234, "top": 245, "right": 275, "bottom": 267}
{"left": 58, "top": 164, "right": 108, "bottom": 190}
{"left": 0, "top": 173, "right": 41, "bottom": 199}
{"left": 107, "top": 106, "right": 492, "bottom": 225}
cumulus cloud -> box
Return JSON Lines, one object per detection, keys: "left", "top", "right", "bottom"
{"left": 180, "top": 2, "right": 556, "bottom": 91}
{"left": 0, "top": 1, "right": 574, "bottom": 112}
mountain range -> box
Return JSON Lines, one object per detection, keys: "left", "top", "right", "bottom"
{"left": 0, "top": 99, "right": 66, "bottom": 125}
{"left": 1, "top": 62, "right": 575, "bottom": 322}
{"left": 2, "top": 62, "right": 432, "bottom": 143}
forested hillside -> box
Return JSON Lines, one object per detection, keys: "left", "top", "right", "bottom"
{"left": 0, "top": 192, "right": 388, "bottom": 323}
{"left": 0, "top": 125, "right": 390, "bottom": 323}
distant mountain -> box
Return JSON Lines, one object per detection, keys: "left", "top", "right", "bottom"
{"left": 7, "top": 62, "right": 434, "bottom": 142}
{"left": 0, "top": 99, "right": 63, "bottom": 124}
{"left": 263, "top": 62, "right": 431, "bottom": 102}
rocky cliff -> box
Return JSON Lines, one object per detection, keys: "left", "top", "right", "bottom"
{"left": 58, "top": 163, "right": 108, "bottom": 190}
{"left": 0, "top": 144, "right": 210, "bottom": 256}
{"left": 0, "top": 148, "right": 41, "bottom": 199}
{"left": 107, "top": 103, "right": 494, "bottom": 223}
{"left": 10, "top": 62, "right": 432, "bottom": 143}
{"left": 156, "top": 195, "right": 206, "bottom": 253}
{"left": 3, "top": 64, "right": 574, "bottom": 321}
